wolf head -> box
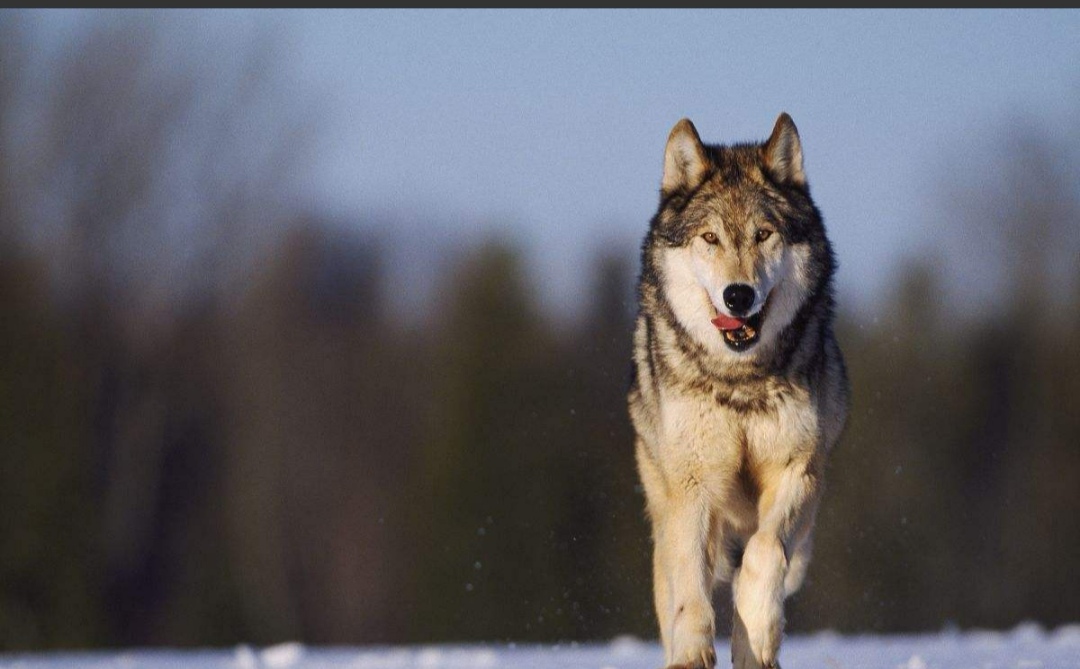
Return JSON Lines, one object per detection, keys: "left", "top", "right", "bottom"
{"left": 643, "top": 113, "right": 835, "bottom": 362}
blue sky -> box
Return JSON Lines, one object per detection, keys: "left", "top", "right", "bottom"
{"left": 26, "top": 9, "right": 1080, "bottom": 321}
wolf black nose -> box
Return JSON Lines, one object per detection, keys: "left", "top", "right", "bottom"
{"left": 723, "top": 284, "right": 756, "bottom": 315}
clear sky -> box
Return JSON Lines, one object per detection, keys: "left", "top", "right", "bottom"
{"left": 25, "top": 9, "right": 1080, "bottom": 321}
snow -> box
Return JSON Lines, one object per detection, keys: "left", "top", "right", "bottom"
{"left": 3, "top": 624, "right": 1079, "bottom": 669}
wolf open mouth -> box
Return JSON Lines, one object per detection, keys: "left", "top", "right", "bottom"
{"left": 715, "top": 312, "right": 763, "bottom": 351}
{"left": 710, "top": 296, "right": 769, "bottom": 352}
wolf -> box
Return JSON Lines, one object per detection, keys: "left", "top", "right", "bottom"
{"left": 628, "top": 113, "right": 849, "bottom": 669}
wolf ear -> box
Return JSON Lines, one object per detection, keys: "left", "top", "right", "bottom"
{"left": 662, "top": 118, "right": 709, "bottom": 195}
{"left": 764, "top": 112, "right": 806, "bottom": 187}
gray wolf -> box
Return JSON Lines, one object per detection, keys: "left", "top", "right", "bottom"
{"left": 629, "top": 114, "right": 849, "bottom": 669}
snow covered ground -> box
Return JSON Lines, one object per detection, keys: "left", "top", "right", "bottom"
{"left": 3, "top": 623, "right": 1079, "bottom": 669}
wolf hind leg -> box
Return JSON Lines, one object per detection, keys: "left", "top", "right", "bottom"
{"left": 783, "top": 533, "right": 813, "bottom": 597}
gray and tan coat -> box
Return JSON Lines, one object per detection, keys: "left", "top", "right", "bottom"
{"left": 629, "top": 114, "right": 850, "bottom": 669}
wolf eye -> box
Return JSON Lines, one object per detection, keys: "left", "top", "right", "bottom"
{"left": 702, "top": 232, "right": 719, "bottom": 245}
{"left": 755, "top": 229, "right": 774, "bottom": 243}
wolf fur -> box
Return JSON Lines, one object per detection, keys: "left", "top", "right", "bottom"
{"left": 629, "top": 114, "right": 849, "bottom": 669}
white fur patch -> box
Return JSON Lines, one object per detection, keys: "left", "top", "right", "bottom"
{"left": 659, "top": 246, "right": 730, "bottom": 358}
{"left": 758, "top": 244, "right": 813, "bottom": 346}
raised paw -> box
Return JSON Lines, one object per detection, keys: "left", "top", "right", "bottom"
{"left": 664, "top": 644, "right": 716, "bottom": 669}
{"left": 731, "top": 617, "right": 780, "bottom": 669}
{"left": 731, "top": 645, "right": 780, "bottom": 669}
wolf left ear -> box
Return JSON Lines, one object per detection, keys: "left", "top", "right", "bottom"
{"left": 764, "top": 113, "right": 806, "bottom": 188}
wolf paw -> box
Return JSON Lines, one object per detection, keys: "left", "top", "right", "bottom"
{"left": 731, "top": 617, "right": 780, "bottom": 669}
{"left": 731, "top": 642, "right": 779, "bottom": 669}
{"left": 664, "top": 644, "right": 716, "bottom": 669}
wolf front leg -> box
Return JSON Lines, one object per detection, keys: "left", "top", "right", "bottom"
{"left": 652, "top": 493, "right": 716, "bottom": 669}
{"left": 731, "top": 457, "right": 823, "bottom": 669}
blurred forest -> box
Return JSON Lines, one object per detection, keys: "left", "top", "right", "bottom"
{"left": 1, "top": 13, "right": 1078, "bottom": 651}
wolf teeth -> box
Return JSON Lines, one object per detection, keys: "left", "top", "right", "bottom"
{"left": 724, "top": 328, "right": 753, "bottom": 342}
{"left": 722, "top": 324, "right": 758, "bottom": 345}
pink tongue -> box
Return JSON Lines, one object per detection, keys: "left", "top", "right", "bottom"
{"left": 711, "top": 314, "right": 746, "bottom": 331}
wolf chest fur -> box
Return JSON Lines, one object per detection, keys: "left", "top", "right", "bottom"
{"left": 628, "top": 114, "right": 849, "bottom": 669}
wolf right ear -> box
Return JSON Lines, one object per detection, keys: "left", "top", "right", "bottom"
{"left": 662, "top": 118, "right": 709, "bottom": 196}
{"left": 763, "top": 112, "right": 806, "bottom": 188}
